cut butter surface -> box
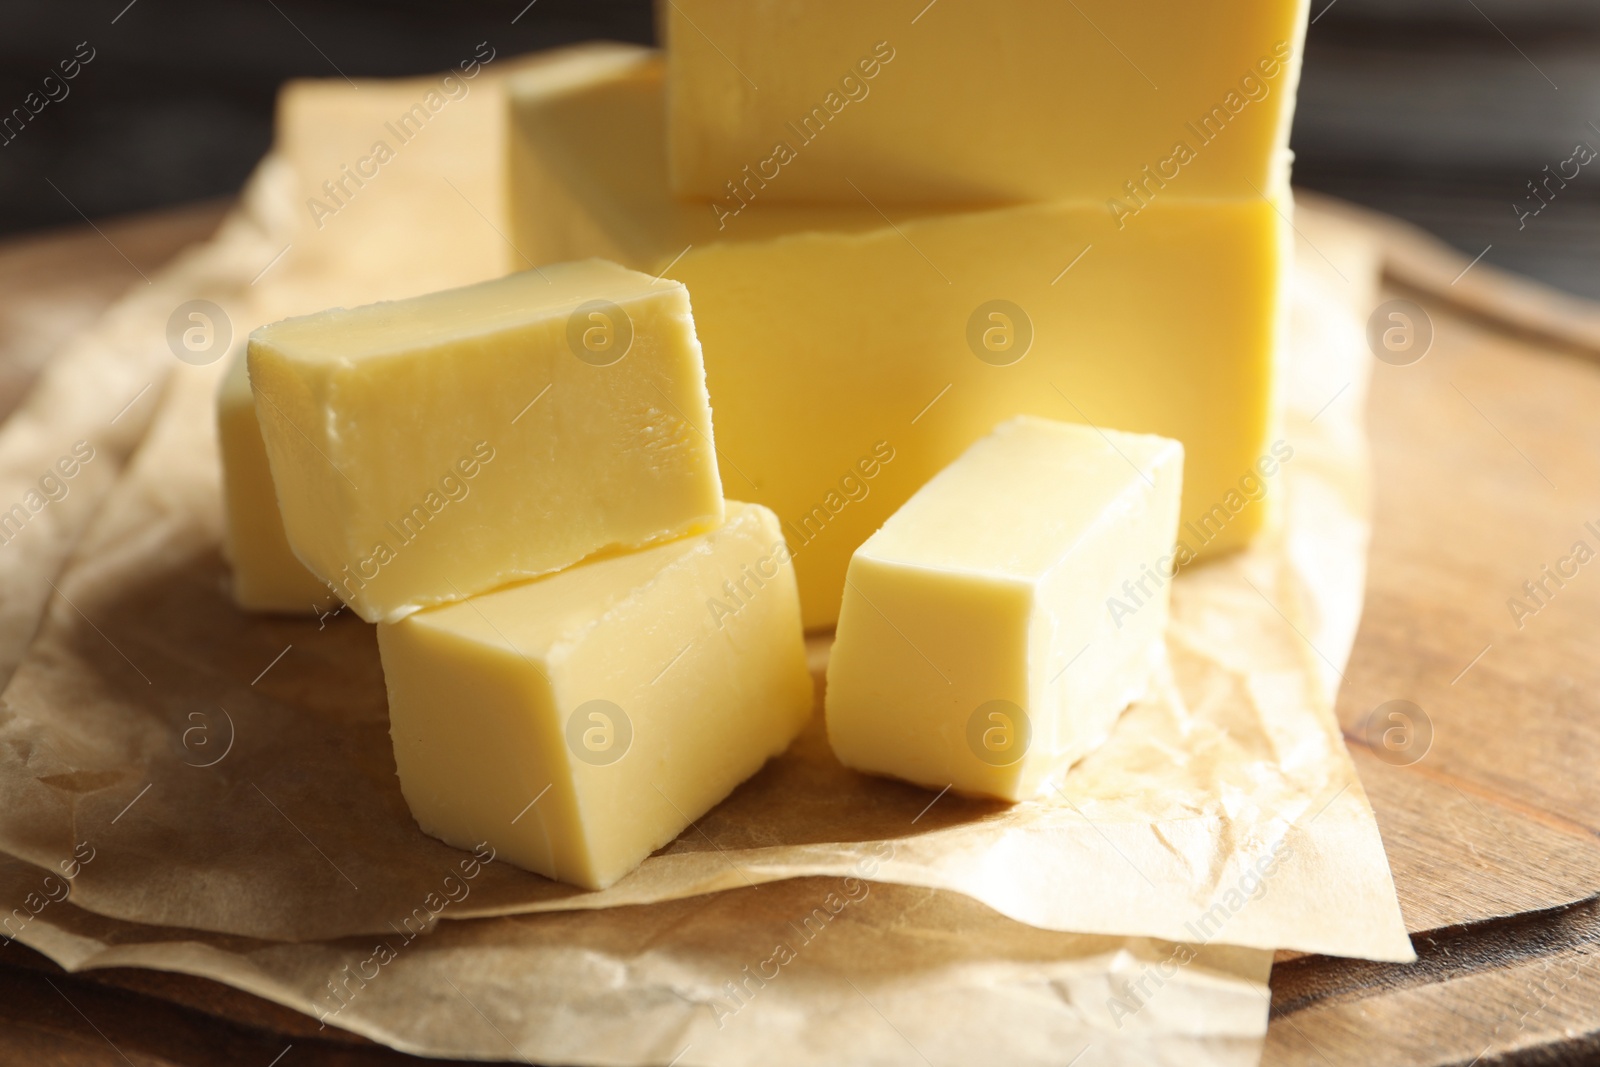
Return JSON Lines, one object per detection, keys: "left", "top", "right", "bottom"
{"left": 216, "top": 346, "right": 329, "bottom": 613}
{"left": 825, "top": 417, "right": 1184, "bottom": 802}
{"left": 248, "top": 259, "right": 724, "bottom": 624}
{"left": 662, "top": 0, "right": 1308, "bottom": 205}
{"left": 508, "top": 49, "right": 1286, "bottom": 628}
{"left": 376, "top": 502, "right": 814, "bottom": 890}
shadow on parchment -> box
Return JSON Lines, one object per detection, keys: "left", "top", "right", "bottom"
{"left": 14, "top": 536, "right": 1005, "bottom": 942}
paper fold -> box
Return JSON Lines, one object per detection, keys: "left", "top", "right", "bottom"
{"left": 0, "top": 853, "right": 1273, "bottom": 1067}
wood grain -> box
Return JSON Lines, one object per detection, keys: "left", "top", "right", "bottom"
{"left": 1268, "top": 899, "right": 1600, "bottom": 1066}
{"left": 1268, "top": 196, "right": 1600, "bottom": 1064}
{"left": 1337, "top": 231, "right": 1600, "bottom": 933}
{"left": 0, "top": 195, "right": 1596, "bottom": 1065}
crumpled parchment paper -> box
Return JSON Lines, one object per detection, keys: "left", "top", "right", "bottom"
{"left": 0, "top": 851, "right": 1273, "bottom": 1067}
{"left": 0, "top": 50, "right": 1412, "bottom": 969}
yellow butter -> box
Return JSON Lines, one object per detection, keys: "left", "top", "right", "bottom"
{"left": 216, "top": 346, "right": 330, "bottom": 613}
{"left": 248, "top": 259, "right": 725, "bottom": 623}
{"left": 376, "top": 501, "right": 813, "bottom": 889}
{"left": 662, "top": 0, "right": 1307, "bottom": 207}
{"left": 509, "top": 50, "right": 1286, "bottom": 628}
{"left": 826, "top": 417, "right": 1183, "bottom": 801}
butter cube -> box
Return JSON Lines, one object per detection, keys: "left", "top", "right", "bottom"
{"left": 376, "top": 502, "right": 813, "bottom": 889}
{"left": 825, "top": 417, "right": 1183, "bottom": 801}
{"left": 663, "top": 0, "right": 1307, "bottom": 205}
{"left": 216, "top": 346, "right": 330, "bottom": 613}
{"left": 248, "top": 260, "right": 724, "bottom": 623}
{"left": 509, "top": 51, "right": 1284, "bottom": 629}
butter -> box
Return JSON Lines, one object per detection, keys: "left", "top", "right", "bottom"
{"left": 663, "top": 0, "right": 1307, "bottom": 206}
{"left": 376, "top": 501, "right": 813, "bottom": 889}
{"left": 508, "top": 50, "right": 1285, "bottom": 628}
{"left": 216, "top": 346, "right": 329, "bottom": 613}
{"left": 248, "top": 259, "right": 725, "bottom": 623}
{"left": 825, "top": 417, "right": 1183, "bottom": 801}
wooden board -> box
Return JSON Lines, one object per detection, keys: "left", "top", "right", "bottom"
{"left": 1263, "top": 194, "right": 1600, "bottom": 1065}
{"left": 0, "top": 194, "right": 1596, "bottom": 1065}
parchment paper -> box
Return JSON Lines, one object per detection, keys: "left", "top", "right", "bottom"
{"left": 0, "top": 55, "right": 1412, "bottom": 964}
{"left": 0, "top": 163, "right": 284, "bottom": 691}
{"left": 0, "top": 852, "right": 1273, "bottom": 1067}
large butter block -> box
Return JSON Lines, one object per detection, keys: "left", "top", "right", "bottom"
{"left": 216, "top": 346, "right": 329, "bottom": 613}
{"left": 663, "top": 0, "right": 1307, "bottom": 205}
{"left": 376, "top": 502, "right": 813, "bottom": 889}
{"left": 825, "top": 417, "right": 1183, "bottom": 801}
{"left": 508, "top": 50, "right": 1286, "bottom": 629}
{"left": 248, "top": 259, "right": 724, "bottom": 623}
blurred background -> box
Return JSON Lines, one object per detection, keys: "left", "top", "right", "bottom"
{"left": 0, "top": 0, "right": 1595, "bottom": 297}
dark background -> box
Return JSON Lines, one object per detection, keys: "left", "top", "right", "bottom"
{"left": 0, "top": 0, "right": 1596, "bottom": 297}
